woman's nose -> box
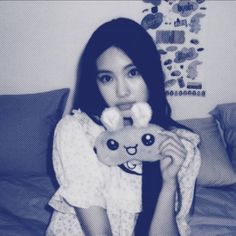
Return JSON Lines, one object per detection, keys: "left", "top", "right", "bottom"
{"left": 116, "top": 78, "right": 131, "bottom": 97}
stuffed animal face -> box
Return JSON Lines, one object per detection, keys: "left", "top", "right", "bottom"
{"left": 95, "top": 124, "right": 168, "bottom": 166}
{"left": 94, "top": 103, "right": 168, "bottom": 166}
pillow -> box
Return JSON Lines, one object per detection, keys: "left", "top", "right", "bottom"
{"left": 0, "top": 88, "right": 69, "bottom": 175}
{"left": 210, "top": 103, "right": 236, "bottom": 171}
{"left": 178, "top": 117, "right": 236, "bottom": 186}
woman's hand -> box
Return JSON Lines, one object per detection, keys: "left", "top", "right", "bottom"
{"left": 149, "top": 132, "right": 185, "bottom": 236}
{"left": 159, "top": 131, "right": 187, "bottom": 184}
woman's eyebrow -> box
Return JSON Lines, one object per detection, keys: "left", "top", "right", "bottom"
{"left": 124, "top": 63, "right": 136, "bottom": 70}
{"left": 97, "top": 69, "right": 112, "bottom": 74}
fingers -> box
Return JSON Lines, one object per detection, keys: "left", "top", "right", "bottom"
{"left": 159, "top": 133, "right": 187, "bottom": 182}
{"left": 160, "top": 131, "right": 185, "bottom": 149}
{"left": 161, "top": 144, "right": 186, "bottom": 159}
{"left": 159, "top": 135, "right": 186, "bottom": 153}
{"left": 159, "top": 139, "right": 185, "bottom": 156}
{"left": 159, "top": 137, "right": 187, "bottom": 165}
{"left": 161, "top": 148, "right": 185, "bottom": 168}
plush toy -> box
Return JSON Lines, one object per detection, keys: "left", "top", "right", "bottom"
{"left": 94, "top": 102, "right": 172, "bottom": 168}
{"left": 94, "top": 102, "right": 201, "bottom": 236}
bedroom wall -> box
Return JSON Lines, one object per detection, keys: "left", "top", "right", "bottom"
{"left": 0, "top": 1, "right": 235, "bottom": 119}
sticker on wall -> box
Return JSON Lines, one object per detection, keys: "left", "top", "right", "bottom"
{"left": 156, "top": 30, "right": 185, "bottom": 44}
{"left": 177, "top": 76, "right": 185, "bottom": 88}
{"left": 166, "top": 46, "right": 178, "bottom": 52}
{"left": 189, "top": 13, "right": 205, "bottom": 33}
{"left": 141, "top": 0, "right": 207, "bottom": 97}
{"left": 196, "top": 0, "right": 205, "bottom": 4}
{"left": 165, "top": 79, "right": 177, "bottom": 88}
{"left": 151, "top": 6, "right": 158, "bottom": 14}
{"left": 172, "top": 0, "right": 198, "bottom": 17}
{"left": 174, "top": 18, "right": 188, "bottom": 27}
{"left": 141, "top": 13, "right": 163, "bottom": 30}
{"left": 143, "top": 0, "right": 161, "bottom": 6}
{"left": 164, "top": 0, "right": 176, "bottom": 6}
{"left": 190, "top": 39, "right": 199, "bottom": 45}
{"left": 174, "top": 47, "right": 198, "bottom": 63}
{"left": 187, "top": 60, "right": 202, "bottom": 79}
{"left": 166, "top": 89, "right": 206, "bottom": 97}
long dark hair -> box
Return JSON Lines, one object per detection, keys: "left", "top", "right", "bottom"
{"left": 73, "top": 17, "right": 187, "bottom": 235}
{"left": 73, "top": 17, "right": 183, "bottom": 128}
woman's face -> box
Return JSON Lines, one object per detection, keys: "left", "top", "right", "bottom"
{"left": 96, "top": 46, "right": 148, "bottom": 116}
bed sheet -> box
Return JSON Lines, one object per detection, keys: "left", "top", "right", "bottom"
{"left": 190, "top": 184, "right": 236, "bottom": 236}
{"left": 1, "top": 176, "right": 236, "bottom": 236}
{"left": 0, "top": 175, "right": 56, "bottom": 236}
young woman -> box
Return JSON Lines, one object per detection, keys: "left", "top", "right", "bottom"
{"left": 46, "top": 17, "right": 189, "bottom": 236}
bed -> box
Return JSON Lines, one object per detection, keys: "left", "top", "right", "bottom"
{"left": 190, "top": 184, "right": 236, "bottom": 235}
{"left": 0, "top": 175, "right": 56, "bottom": 236}
{"left": 0, "top": 89, "right": 235, "bottom": 236}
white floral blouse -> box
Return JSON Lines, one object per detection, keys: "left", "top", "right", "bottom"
{"left": 46, "top": 109, "right": 201, "bottom": 236}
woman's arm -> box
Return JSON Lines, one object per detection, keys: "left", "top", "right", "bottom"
{"left": 75, "top": 206, "right": 112, "bottom": 236}
{"left": 149, "top": 181, "right": 179, "bottom": 236}
{"left": 149, "top": 132, "right": 187, "bottom": 236}
{"left": 52, "top": 116, "right": 113, "bottom": 235}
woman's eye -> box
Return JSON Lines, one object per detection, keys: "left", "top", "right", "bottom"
{"left": 128, "top": 68, "right": 140, "bottom": 77}
{"left": 97, "top": 75, "right": 113, "bottom": 84}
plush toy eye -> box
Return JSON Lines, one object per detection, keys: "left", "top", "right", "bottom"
{"left": 93, "top": 147, "right": 97, "bottom": 154}
{"left": 141, "top": 133, "right": 155, "bottom": 146}
{"left": 107, "top": 139, "right": 119, "bottom": 150}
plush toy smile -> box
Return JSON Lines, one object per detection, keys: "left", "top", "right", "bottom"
{"left": 124, "top": 144, "right": 138, "bottom": 155}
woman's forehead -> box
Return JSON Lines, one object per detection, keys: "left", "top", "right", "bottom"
{"left": 96, "top": 46, "right": 134, "bottom": 70}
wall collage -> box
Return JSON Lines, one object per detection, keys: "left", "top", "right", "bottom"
{"left": 141, "top": 0, "right": 206, "bottom": 97}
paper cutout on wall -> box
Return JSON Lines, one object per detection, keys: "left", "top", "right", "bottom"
{"left": 174, "top": 47, "right": 198, "bottom": 63}
{"left": 156, "top": 30, "right": 185, "bottom": 44}
{"left": 143, "top": 0, "right": 161, "bottom": 6}
{"left": 166, "top": 46, "right": 178, "bottom": 52}
{"left": 141, "top": 13, "right": 163, "bottom": 29}
{"left": 172, "top": 1, "right": 198, "bottom": 17}
{"left": 187, "top": 60, "right": 202, "bottom": 79}
{"left": 189, "top": 13, "right": 205, "bottom": 33}
{"left": 141, "top": 0, "right": 207, "bottom": 97}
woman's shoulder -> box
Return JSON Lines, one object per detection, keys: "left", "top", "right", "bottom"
{"left": 55, "top": 109, "right": 104, "bottom": 140}
{"left": 56, "top": 109, "right": 91, "bottom": 128}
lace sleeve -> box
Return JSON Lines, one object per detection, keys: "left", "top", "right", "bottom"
{"left": 174, "top": 129, "right": 201, "bottom": 236}
{"left": 52, "top": 114, "right": 106, "bottom": 209}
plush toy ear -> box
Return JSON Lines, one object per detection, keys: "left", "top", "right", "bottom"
{"left": 131, "top": 102, "right": 152, "bottom": 127}
{"left": 100, "top": 107, "right": 123, "bottom": 131}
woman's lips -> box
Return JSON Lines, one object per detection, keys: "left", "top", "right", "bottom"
{"left": 116, "top": 102, "right": 134, "bottom": 111}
